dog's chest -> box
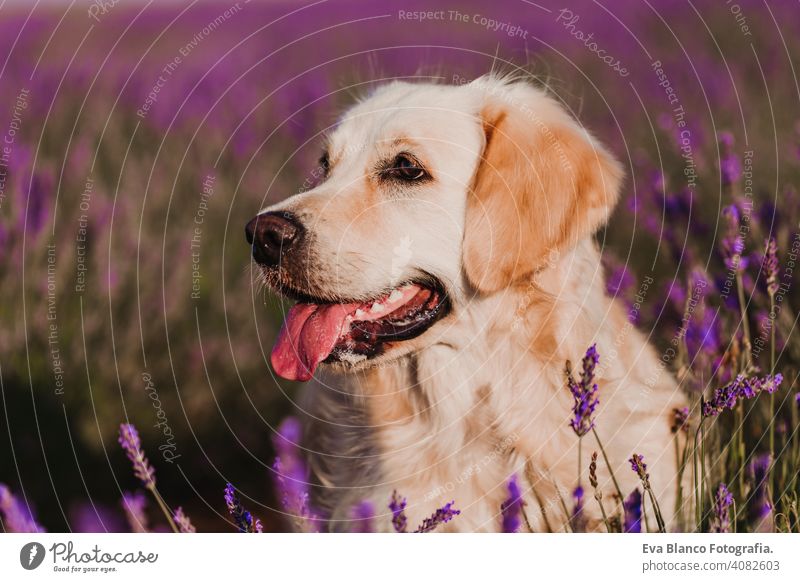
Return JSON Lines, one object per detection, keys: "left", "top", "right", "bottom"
{"left": 367, "top": 346, "right": 547, "bottom": 530}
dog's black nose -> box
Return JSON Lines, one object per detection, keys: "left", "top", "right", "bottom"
{"left": 245, "top": 212, "right": 304, "bottom": 266}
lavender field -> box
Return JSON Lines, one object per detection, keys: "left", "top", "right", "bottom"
{"left": 1, "top": 0, "right": 800, "bottom": 533}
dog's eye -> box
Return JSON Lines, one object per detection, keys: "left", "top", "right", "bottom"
{"left": 387, "top": 154, "right": 428, "bottom": 181}
{"left": 319, "top": 153, "right": 330, "bottom": 176}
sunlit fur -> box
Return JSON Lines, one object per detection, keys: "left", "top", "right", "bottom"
{"left": 258, "top": 75, "right": 688, "bottom": 532}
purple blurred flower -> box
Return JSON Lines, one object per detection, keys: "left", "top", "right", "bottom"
{"left": 683, "top": 270, "right": 722, "bottom": 374}
{"left": 685, "top": 306, "right": 721, "bottom": 366}
{"left": 747, "top": 455, "right": 773, "bottom": 531}
{"left": 702, "top": 374, "right": 783, "bottom": 417}
{"left": 721, "top": 205, "right": 749, "bottom": 273}
{"left": 70, "top": 502, "right": 125, "bottom": 533}
{"left": 118, "top": 424, "right": 156, "bottom": 488}
{"left": 623, "top": 489, "right": 642, "bottom": 533}
{"left": 500, "top": 474, "right": 525, "bottom": 533}
{"left": 606, "top": 263, "right": 635, "bottom": 298}
{"left": 670, "top": 407, "right": 690, "bottom": 434}
{"left": 173, "top": 507, "right": 196, "bottom": 533}
{"left": 350, "top": 501, "right": 375, "bottom": 533}
{"left": 764, "top": 237, "right": 779, "bottom": 297}
{"left": 414, "top": 501, "right": 460, "bottom": 533}
{"left": 570, "top": 486, "right": 587, "bottom": 533}
{"left": 567, "top": 344, "right": 600, "bottom": 437}
{"left": 389, "top": 490, "right": 408, "bottom": 533}
{"left": 271, "top": 416, "right": 321, "bottom": 532}
{"left": 711, "top": 483, "right": 733, "bottom": 533}
{"left": 23, "top": 171, "right": 52, "bottom": 235}
{"left": 603, "top": 250, "right": 636, "bottom": 302}
{"left": 121, "top": 491, "right": 148, "bottom": 533}
{"left": 224, "top": 483, "right": 262, "bottom": 533}
{"left": 718, "top": 131, "right": 742, "bottom": 186}
{"left": 0, "top": 484, "right": 44, "bottom": 533}
{"left": 273, "top": 416, "right": 302, "bottom": 459}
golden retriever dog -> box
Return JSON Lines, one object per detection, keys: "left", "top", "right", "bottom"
{"left": 246, "top": 74, "right": 687, "bottom": 532}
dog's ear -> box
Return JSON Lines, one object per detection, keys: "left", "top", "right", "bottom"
{"left": 463, "top": 82, "right": 623, "bottom": 293}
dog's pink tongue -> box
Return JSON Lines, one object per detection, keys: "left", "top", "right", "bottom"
{"left": 271, "top": 302, "right": 354, "bottom": 381}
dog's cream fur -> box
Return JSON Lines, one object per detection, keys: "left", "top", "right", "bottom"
{"left": 259, "top": 75, "right": 688, "bottom": 532}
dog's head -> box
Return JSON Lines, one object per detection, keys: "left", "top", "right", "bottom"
{"left": 247, "top": 75, "right": 622, "bottom": 381}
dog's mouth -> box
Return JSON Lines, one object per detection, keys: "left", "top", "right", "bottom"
{"left": 270, "top": 280, "right": 448, "bottom": 381}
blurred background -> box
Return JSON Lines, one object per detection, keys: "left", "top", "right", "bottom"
{"left": 1, "top": 0, "right": 799, "bottom": 532}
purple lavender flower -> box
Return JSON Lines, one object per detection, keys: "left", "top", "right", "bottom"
{"left": 702, "top": 374, "right": 784, "bottom": 417}
{"left": 747, "top": 455, "right": 773, "bottom": 532}
{"left": 756, "top": 374, "right": 783, "bottom": 395}
{"left": 224, "top": 483, "right": 262, "bottom": 533}
{"left": 570, "top": 486, "right": 587, "bottom": 533}
{"left": 702, "top": 376, "right": 742, "bottom": 417}
{"left": 0, "top": 484, "right": 44, "bottom": 533}
{"left": 173, "top": 507, "right": 196, "bottom": 533}
{"left": 272, "top": 457, "right": 320, "bottom": 532}
{"left": 764, "top": 237, "right": 779, "bottom": 297}
{"left": 414, "top": 501, "right": 460, "bottom": 533}
{"left": 711, "top": 483, "right": 734, "bottom": 533}
{"left": 121, "top": 491, "right": 148, "bottom": 533}
{"left": 627, "top": 455, "right": 665, "bottom": 530}
{"left": 670, "top": 407, "right": 690, "bottom": 434}
{"left": 500, "top": 474, "right": 525, "bottom": 533}
{"left": 623, "top": 489, "right": 642, "bottom": 533}
{"left": 118, "top": 424, "right": 155, "bottom": 488}
{"left": 389, "top": 490, "right": 408, "bottom": 533}
{"left": 796, "top": 392, "right": 800, "bottom": 409}
{"left": 350, "top": 501, "right": 375, "bottom": 533}
{"left": 567, "top": 344, "right": 600, "bottom": 437}
{"left": 629, "top": 454, "right": 648, "bottom": 481}
{"left": 718, "top": 131, "right": 742, "bottom": 186}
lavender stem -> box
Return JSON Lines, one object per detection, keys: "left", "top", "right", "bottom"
{"left": 591, "top": 427, "right": 624, "bottom": 504}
